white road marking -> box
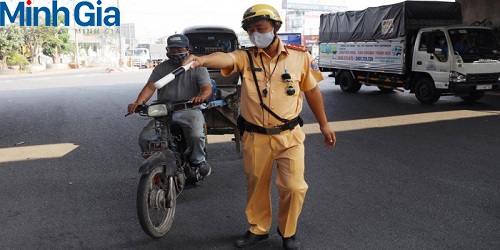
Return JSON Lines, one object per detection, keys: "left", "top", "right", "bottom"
{"left": 0, "top": 143, "right": 79, "bottom": 163}
{"left": 208, "top": 110, "right": 500, "bottom": 143}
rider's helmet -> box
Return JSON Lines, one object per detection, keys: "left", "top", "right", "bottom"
{"left": 241, "top": 4, "right": 282, "bottom": 31}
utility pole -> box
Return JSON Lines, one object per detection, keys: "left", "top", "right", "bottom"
{"left": 117, "top": 0, "right": 123, "bottom": 67}
{"left": 72, "top": 0, "right": 80, "bottom": 68}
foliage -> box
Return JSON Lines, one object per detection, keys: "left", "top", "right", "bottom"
{"left": 492, "top": 27, "right": 500, "bottom": 40}
{"left": 22, "top": 25, "right": 54, "bottom": 65}
{"left": 470, "top": 18, "right": 493, "bottom": 27}
{"left": 1, "top": 22, "right": 74, "bottom": 67}
{"left": 42, "top": 15, "right": 74, "bottom": 63}
{"left": 7, "top": 51, "right": 29, "bottom": 66}
{"left": 17, "top": 15, "right": 73, "bottom": 65}
{"left": 0, "top": 25, "right": 24, "bottom": 69}
{"left": 470, "top": 18, "right": 500, "bottom": 39}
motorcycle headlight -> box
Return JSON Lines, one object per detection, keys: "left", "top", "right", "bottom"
{"left": 450, "top": 71, "right": 467, "bottom": 83}
{"left": 147, "top": 104, "right": 169, "bottom": 117}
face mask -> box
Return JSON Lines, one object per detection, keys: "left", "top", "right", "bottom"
{"left": 167, "top": 52, "right": 189, "bottom": 64}
{"left": 250, "top": 30, "right": 275, "bottom": 48}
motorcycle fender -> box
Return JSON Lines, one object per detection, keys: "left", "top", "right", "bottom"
{"left": 138, "top": 151, "right": 177, "bottom": 176}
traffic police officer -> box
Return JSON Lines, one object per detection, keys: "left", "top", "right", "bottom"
{"left": 185, "top": 4, "right": 336, "bottom": 250}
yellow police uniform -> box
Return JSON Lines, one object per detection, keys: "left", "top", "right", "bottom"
{"left": 221, "top": 39, "right": 323, "bottom": 237}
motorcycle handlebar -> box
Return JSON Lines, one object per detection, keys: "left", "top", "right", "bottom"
{"left": 127, "top": 61, "right": 195, "bottom": 117}
{"left": 125, "top": 100, "right": 196, "bottom": 117}
{"left": 125, "top": 103, "right": 148, "bottom": 117}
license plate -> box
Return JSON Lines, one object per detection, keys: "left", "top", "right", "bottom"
{"left": 476, "top": 84, "right": 492, "bottom": 90}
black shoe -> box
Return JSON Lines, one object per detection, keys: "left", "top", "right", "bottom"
{"left": 194, "top": 161, "right": 211, "bottom": 177}
{"left": 278, "top": 228, "right": 300, "bottom": 250}
{"left": 235, "top": 230, "right": 269, "bottom": 248}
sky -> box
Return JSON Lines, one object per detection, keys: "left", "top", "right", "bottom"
{"left": 116, "top": 0, "right": 454, "bottom": 42}
{"left": 2, "top": 0, "right": 452, "bottom": 42}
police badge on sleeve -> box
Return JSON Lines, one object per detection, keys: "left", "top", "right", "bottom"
{"left": 310, "top": 59, "right": 320, "bottom": 71}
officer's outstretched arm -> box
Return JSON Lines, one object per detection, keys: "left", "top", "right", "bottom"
{"left": 184, "top": 52, "right": 234, "bottom": 70}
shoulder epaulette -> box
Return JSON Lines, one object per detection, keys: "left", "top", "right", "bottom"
{"left": 285, "top": 44, "right": 308, "bottom": 52}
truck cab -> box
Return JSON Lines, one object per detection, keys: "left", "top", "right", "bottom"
{"left": 412, "top": 26, "right": 500, "bottom": 102}
{"left": 125, "top": 48, "right": 150, "bottom": 68}
{"left": 136, "top": 43, "right": 167, "bottom": 68}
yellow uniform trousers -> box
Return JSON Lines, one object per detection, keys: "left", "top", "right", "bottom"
{"left": 242, "top": 126, "right": 308, "bottom": 238}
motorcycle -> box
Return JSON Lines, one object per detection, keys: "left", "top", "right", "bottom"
{"left": 128, "top": 61, "right": 206, "bottom": 238}
{"left": 130, "top": 100, "right": 207, "bottom": 238}
{"left": 128, "top": 61, "right": 238, "bottom": 238}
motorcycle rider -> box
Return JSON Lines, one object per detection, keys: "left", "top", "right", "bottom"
{"left": 127, "top": 34, "right": 213, "bottom": 177}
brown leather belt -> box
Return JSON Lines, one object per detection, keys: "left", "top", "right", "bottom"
{"left": 244, "top": 117, "right": 300, "bottom": 135}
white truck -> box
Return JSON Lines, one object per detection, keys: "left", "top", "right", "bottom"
{"left": 125, "top": 44, "right": 167, "bottom": 68}
{"left": 318, "top": 1, "right": 500, "bottom": 104}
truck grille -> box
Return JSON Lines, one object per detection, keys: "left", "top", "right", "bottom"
{"left": 467, "top": 73, "right": 500, "bottom": 84}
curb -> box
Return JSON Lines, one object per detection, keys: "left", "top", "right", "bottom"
{"left": 0, "top": 67, "right": 108, "bottom": 78}
{"left": 106, "top": 67, "right": 140, "bottom": 73}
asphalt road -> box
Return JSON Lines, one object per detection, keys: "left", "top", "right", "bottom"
{"left": 1, "top": 69, "right": 499, "bottom": 249}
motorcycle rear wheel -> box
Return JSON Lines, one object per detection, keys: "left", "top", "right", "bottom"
{"left": 137, "top": 164, "right": 177, "bottom": 238}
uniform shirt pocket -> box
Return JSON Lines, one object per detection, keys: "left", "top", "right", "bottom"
{"left": 242, "top": 74, "right": 267, "bottom": 97}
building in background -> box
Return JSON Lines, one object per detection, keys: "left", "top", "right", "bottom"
{"left": 282, "top": 0, "right": 347, "bottom": 35}
{"left": 68, "top": 26, "right": 120, "bottom": 67}
{"left": 303, "top": 34, "right": 320, "bottom": 57}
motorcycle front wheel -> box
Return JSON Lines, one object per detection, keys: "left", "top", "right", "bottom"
{"left": 137, "top": 164, "right": 177, "bottom": 238}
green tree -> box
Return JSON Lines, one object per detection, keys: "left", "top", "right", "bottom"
{"left": 42, "top": 15, "right": 73, "bottom": 64}
{"left": 0, "top": 24, "right": 24, "bottom": 70}
{"left": 23, "top": 26, "right": 49, "bottom": 65}
{"left": 471, "top": 18, "right": 500, "bottom": 39}
{"left": 43, "top": 26, "right": 73, "bottom": 64}
{"left": 7, "top": 51, "right": 29, "bottom": 66}
{"left": 22, "top": 23, "right": 53, "bottom": 65}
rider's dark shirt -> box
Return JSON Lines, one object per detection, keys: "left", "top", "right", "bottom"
{"left": 148, "top": 60, "right": 211, "bottom": 102}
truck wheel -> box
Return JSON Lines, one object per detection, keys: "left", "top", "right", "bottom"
{"left": 338, "top": 71, "right": 361, "bottom": 93}
{"left": 415, "top": 78, "right": 440, "bottom": 104}
{"left": 460, "top": 91, "right": 484, "bottom": 103}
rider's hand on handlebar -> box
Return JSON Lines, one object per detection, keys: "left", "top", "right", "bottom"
{"left": 189, "top": 96, "right": 205, "bottom": 104}
{"left": 126, "top": 102, "right": 141, "bottom": 116}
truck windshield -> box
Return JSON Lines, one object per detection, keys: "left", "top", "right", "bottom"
{"left": 449, "top": 28, "right": 500, "bottom": 62}
{"left": 186, "top": 34, "right": 238, "bottom": 55}
{"left": 125, "top": 49, "right": 147, "bottom": 56}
